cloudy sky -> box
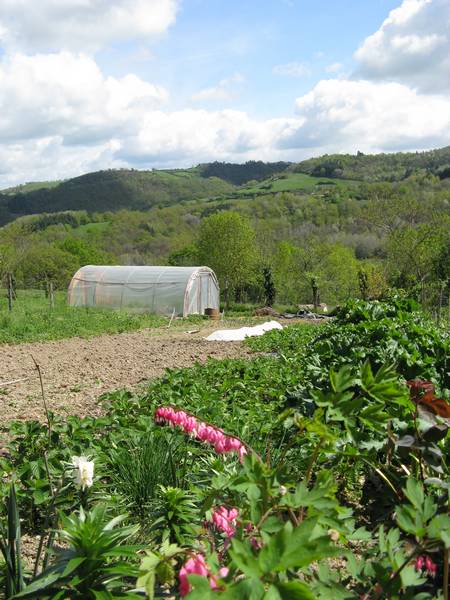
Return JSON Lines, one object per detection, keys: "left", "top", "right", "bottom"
{"left": 0, "top": 0, "right": 449, "bottom": 187}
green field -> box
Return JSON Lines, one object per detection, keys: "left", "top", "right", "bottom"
{"left": 0, "top": 180, "right": 63, "bottom": 195}
{"left": 235, "top": 172, "right": 355, "bottom": 195}
{"left": 74, "top": 221, "right": 111, "bottom": 234}
{"left": 0, "top": 290, "right": 272, "bottom": 344}
{"left": 0, "top": 289, "right": 171, "bottom": 344}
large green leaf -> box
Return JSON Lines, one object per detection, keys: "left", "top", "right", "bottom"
{"left": 275, "top": 581, "right": 316, "bottom": 600}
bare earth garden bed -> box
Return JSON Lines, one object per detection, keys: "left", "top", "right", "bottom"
{"left": 0, "top": 324, "right": 254, "bottom": 426}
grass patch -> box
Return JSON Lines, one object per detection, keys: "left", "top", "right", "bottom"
{"left": 0, "top": 289, "right": 272, "bottom": 344}
{"left": 0, "top": 289, "right": 168, "bottom": 344}
{"left": 235, "top": 172, "right": 356, "bottom": 195}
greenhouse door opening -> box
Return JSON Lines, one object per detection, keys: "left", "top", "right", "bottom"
{"left": 67, "top": 265, "right": 220, "bottom": 317}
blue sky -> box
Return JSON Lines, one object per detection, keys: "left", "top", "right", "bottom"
{"left": 99, "top": 0, "right": 401, "bottom": 117}
{"left": 0, "top": 0, "right": 449, "bottom": 186}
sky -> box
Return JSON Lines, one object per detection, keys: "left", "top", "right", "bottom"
{"left": 0, "top": 0, "right": 449, "bottom": 187}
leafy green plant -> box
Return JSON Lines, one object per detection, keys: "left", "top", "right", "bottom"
{"left": 107, "top": 430, "right": 186, "bottom": 518}
{"left": 0, "top": 483, "right": 24, "bottom": 597}
{"left": 150, "top": 487, "right": 200, "bottom": 546}
{"left": 1, "top": 298, "right": 448, "bottom": 599}
{"left": 137, "top": 540, "right": 185, "bottom": 599}
{"left": 13, "top": 505, "right": 141, "bottom": 599}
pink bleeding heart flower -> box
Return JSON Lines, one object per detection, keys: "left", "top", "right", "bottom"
{"left": 179, "top": 553, "right": 209, "bottom": 597}
{"left": 424, "top": 556, "right": 437, "bottom": 577}
{"left": 179, "top": 553, "right": 229, "bottom": 596}
{"left": 155, "top": 406, "right": 248, "bottom": 461}
{"left": 228, "top": 508, "right": 239, "bottom": 521}
{"left": 211, "top": 506, "right": 239, "bottom": 538}
{"left": 183, "top": 415, "right": 198, "bottom": 434}
{"left": 214, "top": 436, "right": 228, "bottom": 453}
{"left": 238, "top": 444, "right": 247, "bottom": 461}
{"left": 415, "top": 555, "right": 437, "bottom": 578}
{"left": 415, "top": 556, "right": 425, "bottom": 571}
{"left": 209, "top": 566, "right": 230, "bottom": 590}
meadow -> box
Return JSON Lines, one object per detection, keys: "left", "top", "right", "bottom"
{"left": 0, "top": 289, "right": 171, "bottom": 344}
{"left": 0, "top": 297, "right": 448, "bottom": 599}
{"left": 234, "top": 172, "right": 356, "bottom": 195}
{"left": 0, "top": 288, "right": 310, "bottom": 345}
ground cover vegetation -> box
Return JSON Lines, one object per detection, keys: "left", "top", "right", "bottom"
{"left": 0, "top": 289, "right": 171, "bottom": 344}
{"left": 0, "top": 297, "right": 449, "bottom": 598}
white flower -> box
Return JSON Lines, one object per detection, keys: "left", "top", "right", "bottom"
{"left": 71, "top": 456, "right": 94, "bottom": 490}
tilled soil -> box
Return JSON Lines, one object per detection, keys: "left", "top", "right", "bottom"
{"left": 0, "top": 324, "right": 254, "bottom": 425}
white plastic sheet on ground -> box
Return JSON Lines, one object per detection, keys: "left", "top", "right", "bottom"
{"left": 205, "top": 320, "right": 283, "bottom": 342}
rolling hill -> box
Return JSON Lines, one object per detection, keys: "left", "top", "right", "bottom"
{"left": 1, "top": 147, "right": 450, "bottom": 227}
{"left": 292, "top": 146, "right": 450, "bottom": 182}
{"left": 0, "top": 168, "right": 234, "bottom": 226}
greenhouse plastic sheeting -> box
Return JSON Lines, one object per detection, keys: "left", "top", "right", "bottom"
{"left": 67, "top": 265, "right": 220, "bottom": 317}
{"left": 205, "top": 320, "right": 283, "bottom": 342}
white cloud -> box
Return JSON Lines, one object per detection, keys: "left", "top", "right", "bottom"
{"left": 274, "top": 0, "right": 450, "bottom": 158}
{"left": 0, "top": 137, "right": 123, "bottom": 186}
{"left": 325, "top": 62, "right": 343, "bottom": 73}
{"left": 0, "top": 52, "right": 168, "bottom": 145}
{"left": 118, "top": 109, "right": 303, "bottom": 164}
{"left": 191, "top": 74, "right": 245, "bottom": 103}
{"left": 354, "top": 0, "right": 450, "bottom": 92}
{"left": 0, "top": 0, "right": 178, "bottom": 52}
{"left": 272, "top": 62, "right": 310, "bottom": 77}
{"left": 283, "top": 78, "right": 450, "bottom": 153}
{"left": 1, "top": 54, "right": 450, "bottom": 188}
{"left": 0, "top": 50, "right": 306, "bottom": 186}
{"left": 0, "top": 110, "right": 305, "bottom": 188}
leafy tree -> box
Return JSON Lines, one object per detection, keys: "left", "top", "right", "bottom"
{"left": 17, "top": 244, "right": 79, "bottom": 288}
{"left": 199, "top": 160, "right": 290, "bottom": 185}
{"left": 272, "top": 241, "right": 359, "bottom": 306}
{"left": 262, "top": 266, "right": 276, "bottom": 307}
{"left": 196, "top": 211, "right": 258, "bottom": 306}
{"left": 168, "top": 245, "right": 198, "bottom": 266}
{"left": 57, "top": 238, "right": 112, "bottom": 266}
{"left": 386, "top": 220, "right": 450, "bottom": 288}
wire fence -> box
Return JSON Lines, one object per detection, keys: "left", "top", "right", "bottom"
{"left": 0, "top": 284, "right": 64, "bottom": 311}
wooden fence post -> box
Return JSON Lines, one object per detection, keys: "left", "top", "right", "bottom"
{"left": 311, "top": 277, "right": 320, "bottom": 311}
{"left": 7, "top": 273, "right": 13, "bottom": 312}
{"left": 49, "top": 281, "right": 55, "bottom": 309}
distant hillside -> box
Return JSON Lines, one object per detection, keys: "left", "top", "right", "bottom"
{"left": 198, "top": 160, "right": 291, "bottom": 185}
{"left": 1, "top": 180, "right": 63, "bottom": 195}
{"left": 0, "top": 168, "right": 234, "bottom": 226}
{"left": 2, "top": 146, "right": 450, "bottom": 227}
{"left": 293, "top": 146, "right": 450, "bottom": 182}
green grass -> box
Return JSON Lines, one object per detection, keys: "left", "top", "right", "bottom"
{"left": 0, "top": 289, "right": 169, "bottom": 344}
{"left": 234, "top": 172, "right": 356, "bottom": 195}
{"left": 75, "top": 221, "right": 111, "bottom": 234}
{"left": 0, "top": 290, "right": 273, "bottom": 344}
{"left": 1, "top": 180, "right": 63, "bottom": 195}
{"left": 223, "top": 302, "right": 305, "bottom": 317}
